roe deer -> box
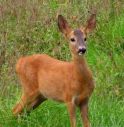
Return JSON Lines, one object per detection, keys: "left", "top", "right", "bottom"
{"left": 12, "top": 13, "right": 96, "bottom": 127}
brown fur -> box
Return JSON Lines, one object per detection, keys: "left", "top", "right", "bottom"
{"left": 13, "top": 14, "right": 96, "bottom": 127}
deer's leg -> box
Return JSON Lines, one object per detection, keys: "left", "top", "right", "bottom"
{"left": 79, "top": 98, "right": 90, "bottom": 127}
{"left": 67, "top": 102, "right": 76, "bottom": 127}
{"left": 12, "top": 91, "right": 46, "bottom": 116}
{"left": 27, "top": 94, "right": 46, "bottom": 111}
{"left": 12, "top": 94, "right": 27, "bottom": 116}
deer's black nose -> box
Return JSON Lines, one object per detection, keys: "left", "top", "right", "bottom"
{"left": 78, "top": 47, "right": 86, "bottom": 54}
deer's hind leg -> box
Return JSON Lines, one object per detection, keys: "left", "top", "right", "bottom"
{"left": 12, "top": 77, "right": 46, "bottom": 116}
{"left": 12, "top": 93, "right": 27, "bottom": 116}
{"left": 12, "top": 91, "right": 46, "bottom": 116}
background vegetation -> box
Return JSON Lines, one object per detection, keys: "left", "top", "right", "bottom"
{"left": 0, "top": 0, "right": 124, "bottom": 127}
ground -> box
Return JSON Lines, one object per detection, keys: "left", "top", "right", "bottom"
{"left": 0, "top": 0, "right": 124, "bottom": 127}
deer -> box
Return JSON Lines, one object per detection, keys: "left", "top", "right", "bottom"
{"left": 12, "top": 13, "right": 96, "bottom": 127}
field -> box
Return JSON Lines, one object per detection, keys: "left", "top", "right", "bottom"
{"left": 0, "top": 0, "right": 124, "bottom": 127}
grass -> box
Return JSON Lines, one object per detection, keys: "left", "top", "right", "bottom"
{"left": 0, "top": 0, "right": 124, "bottom": 127}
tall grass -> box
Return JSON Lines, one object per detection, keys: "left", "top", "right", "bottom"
{"left": 0, "top": 0, "right": 124, "bottom": 127}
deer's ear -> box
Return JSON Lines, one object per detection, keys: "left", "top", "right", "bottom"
{"left": 85, "top": 14, "right": 96, "bottom": 34}
{"left": 58, "top": 15, "right": 71, "bottom": 36}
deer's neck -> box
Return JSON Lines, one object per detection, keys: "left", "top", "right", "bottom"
{"left": 72, "top": 55, "right": 92, "bottom": 81}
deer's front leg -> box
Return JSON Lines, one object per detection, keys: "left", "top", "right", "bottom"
{"left": 79, "top": 98, "right": 90, "bottom": 127}
{"left": 67, "top": 102, "right": 76, "bottom": 127}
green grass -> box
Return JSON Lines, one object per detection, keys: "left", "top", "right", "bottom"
{"left": 0, "top": 0, "right": 124, "bottom": 127}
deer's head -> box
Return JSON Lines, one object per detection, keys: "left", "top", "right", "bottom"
{"left": 58, "top": 14, "right": 96, "bottom": 56}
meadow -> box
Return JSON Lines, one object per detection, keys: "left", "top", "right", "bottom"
{"left": 0, "top": 0, "right": 124, "bottom": 127}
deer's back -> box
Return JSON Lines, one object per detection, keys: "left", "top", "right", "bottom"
{"left": 16, "top": 54, "right": 73, "bottom": 97}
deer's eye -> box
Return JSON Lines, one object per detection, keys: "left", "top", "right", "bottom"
{"left": 84, "top": 38, "right": 87, "bottom": 41}
{"left": 70, "top": 38, "right": 75, "bottom": 42}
